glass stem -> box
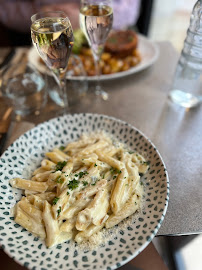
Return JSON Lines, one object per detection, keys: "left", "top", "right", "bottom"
{"left": 93, "top": 52, "right": 108, "bottom": 100}
{"left": 93, "top": 53, "right": 101, "bottom": 94}
{"left": 59, "top": 76, "right": 68, "bottom": 112}
{"left": 52, "top": 70, "right": 68, "bottom": 112}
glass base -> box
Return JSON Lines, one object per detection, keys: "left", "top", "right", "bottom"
{"left": 169, "top": 90, "right": 202, "bottom": 108}
{"left": 95, "top": 86, "right": 108, "bottom": 101}
{"left": 49, "top": 89, "right": 65, "bottom": 107}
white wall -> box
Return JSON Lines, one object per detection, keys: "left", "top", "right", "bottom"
{"left": 149, "top": 0, "right": 196, "bottom": 51}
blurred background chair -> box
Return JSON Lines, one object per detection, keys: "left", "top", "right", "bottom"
{"left": 0, "top": 22, "right": 31, "bottom": 46}
{"left": 136, "top": 0, "right": 154, "bottom": 36}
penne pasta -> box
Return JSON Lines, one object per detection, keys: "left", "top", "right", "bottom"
{"left": 76, "top": 188, "right": 109, "bottom": 231}
{"left": 110, "top": 168, "right": 129, "bottom": 214}
{"left": 75, "top": 179, "right": 107, "bottom": 200}
{"left": 75, "top": 223, "right": 105, "bottom": 243}
{"left": 64, "top": 137, "right": 95, "bottom": 152}
{"left": 77, "top": 140, "right": 109, "bottom": 156}
{"left": 32, "top": 170, "right": 53, "bottom": 182}
{"left": 32, "top": 167, "right": 46, "bottom": 176}
{"left": 10, "top": 131, "right": 148, "bottom": 248}
{"left": 131, "top": 153, "right": 149, "bottom": 174}
{"left": 45, "top": 151, "right": 66, "bottom": 163}
{"left": 96, "top": 150, "right": 124, "bottom": 170}
{"left": 79, "top": 153, "right": 98, "bottom": 166}
{"left": 32, "top": 195, "right": 45, "bottom": 211}
{"left": 18, "top": 199, "right": 43, "bottom": 223}
{"left": 52, "top": 188, "right": 70, "bottom": 219}
{"left": 60, "top": 217, "right": 77, "bottom": 233}
{"left": 41, "top": 159, "right": 56, "bottom": 170}
{"left": 53, "top": 148, "right": 70, "bottom": 159}
{"left": 105, "top": 193, "right": 140, "bottom": 228}
{"left": 24, "top": 190, "right": 38, "bottom": 196}
{"left": 10, "top": 178, "right": 48, "bottom": 193}
{"left": 35, "top": 192, "right": 56, "bottom": 202}
{"left": 15, "top": 205, "right": 46, "bottom": 239}
{"left": 42, "top": 201, "right": 59, "bottom": 247}
{"left": 126, "top": 160, "right": 140, "bottom": 191}
{"left": 61, "top": 197, "right": 92, "bottom": 220}
{"left": 57, "top": 161, "right": 73, "bottom": 195}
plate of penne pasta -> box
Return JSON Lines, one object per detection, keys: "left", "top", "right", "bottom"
{"left": 0, "top": 113, "right": 169, "bottom": 270}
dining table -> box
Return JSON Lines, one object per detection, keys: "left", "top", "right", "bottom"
{"left": 0, "top": 40, "right": 202, "bottom": 269}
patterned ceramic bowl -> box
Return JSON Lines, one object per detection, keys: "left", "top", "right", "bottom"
{"left": 0, "top": 113, "right": 169, "bottom": 270}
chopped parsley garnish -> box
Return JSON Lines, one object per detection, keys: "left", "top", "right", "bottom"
{"left": 140, "top": 181, "right": 143, "bottom": 185}
{"left": 102, "top": 174, "right": 105, "bottom": 179}
{"left": 82, "top": 181, "right": 88, "bottom": 186}
{"left": 110, "top": 168, "right": 114, "bottom": 173}
{"left": 110, "top": 167, "right": 122, "bottom": 174}
{"left": 94, "top": 163, "right": 97, "bottom": 167}
{"left": 57, "top": 206, "right": 62, "bottom": 217}
{"left": 135, "top": 202, "right": 137, "bottom": 205}
{"left": 91, "top": 182, "right": 96, "bottom": 186}
{"left": 55, "top": 161, "right": 67, "bottom": 171}
{"left": 52, "top": 197, "right": 60, "bottom": 205}
{"left": 68, "top": 179, "right": 79, "bottom": 190}
{"left": 55, "top": 175, "right": 63, "bottom": 184}
{"left": 59, "top": 146, "right": 65, "bottom": 151}
{"left": 128, "top": 151, "right": 134, "bottom": 154}
{"left": 113, "top": 175, "right": 117, "bottom": 180}
{"left": 78, "top": 171, "right": 89, "bottom": 178}
{"left": 67, "top": 191, "right": 69, "bottom": 195}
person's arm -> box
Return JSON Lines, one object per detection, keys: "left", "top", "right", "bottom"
{"left": 0, "top": 0, "right": 80, "bottom": 32}
{"left": 0, "top": 1, "right": 39, "bottom": 32}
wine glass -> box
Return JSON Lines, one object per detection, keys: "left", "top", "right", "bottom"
{"left": 80, "top": 0, "right": 113, "bottom": 100}
{"left": 31, "top": 11, "right": 74, "bottom": 110}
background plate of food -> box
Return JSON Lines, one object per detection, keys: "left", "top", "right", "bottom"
{"left": 28, "top": 30, "right": 159, "bottom": 81}
{"left": 0, "top": 113, "right": 169, "bottom": 270}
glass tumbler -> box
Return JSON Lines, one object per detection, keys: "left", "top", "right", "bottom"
{"left": 0, "top": 62, "right": 47, "bottom": 116}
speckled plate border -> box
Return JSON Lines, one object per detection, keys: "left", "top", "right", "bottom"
{"left": 0, "top": 113, "right": 169, "bottom": 270}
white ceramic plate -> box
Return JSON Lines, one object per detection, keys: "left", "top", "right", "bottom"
{"left": 0, "top": 113, "right": 169, "bottom": 270}
{"left": 28, "top": 35, "right": 159, "bottom": 81}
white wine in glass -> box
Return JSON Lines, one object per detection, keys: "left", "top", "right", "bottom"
{"left": 80, "top": 0, "right": 113, "bottom": 100}
{"left": 31, "top": 11, "right": 74, "bottom": 110}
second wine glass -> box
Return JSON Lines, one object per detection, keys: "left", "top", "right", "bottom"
{"left": 31, "top": 11, "right": 74, "bottom": 111}
{"left": 80, "top": 0, "right": 113, "bottom": 100}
